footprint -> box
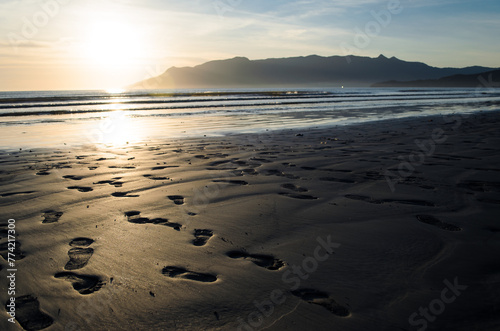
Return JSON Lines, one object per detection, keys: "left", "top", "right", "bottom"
{"left": 0, "top": 240, "right": 25, "bottom": 260}
{"left": 167, "top": 195, "right": 184, "bottom": 205}
{"left": 265, "top": 169, "right": 284, "bottom": 176}
{"left": 6, "top": 294, "right": 54, "bottom": 330}
{"left": 291, "top": 288, "right": 350, "bottom": 317}
{"left": 36, "top": 170, "right": 50, "bottom": 176}
{"left": 280, "top": 183, "right": 308, "bottom": 192}
{"left": 161, "top": 266, "right": 217, "bottom": 283}
{"left": 0, "top": 191, "right": 36, "bottom": 197}
{"left": 213, "top": 180, "right": 248, "bottom": 185}
{"left": 192, "top": 229, "right": 213, "bottom": 246}
{"left": 125, "top": 210, "right": 141, "bottom": 218}
{"left": 144, "top": 175, "right": 169, "bottom": 180}
{"left": 94, "top": 179, "right": 123, "bottom": 187}
{"left": 42, "top": 210, "right": 63, "bottom": 224}
{"left": 242, "top": 168, "right": 259, "bottom": 175}
{"left": 67, "top": 186, "right": 93, "bottom": 192}
{"left": 69, "top": 237, "right": 94, "bottom": 247}
{"left": 383, "top": 199, "right": 435, "bottom": 207}
{"left": 152, "top": 165, "right": 179, "bottom": 170}
{"left": 124, "top": 211, "right": 181, "bottom": 230}
{"left": 416, "top": 215, "right": 462, "bottom": 231}
{"left": 226, "top": 250, "right": 284, "bottom": 270}
{"left": 232, "top": 160, "right": 248, "bottom": 166}
{"left": 111, "top": 191, "right": 139, "bottom": 198}
{"left": 54, "top": 272, "right": 105, "bottom": 295}
{"left": 278, "top": 192, "right": 318, "bottom": 200}
{"left": 65, "top": 247, "right": 94, "bottom": 270}
{"left": 63, "top": 175, "right": 83, "bottom": 181}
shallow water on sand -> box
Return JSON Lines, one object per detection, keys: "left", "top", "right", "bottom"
{"left": 1, "top": 87, "right": 499, "bottom": 150}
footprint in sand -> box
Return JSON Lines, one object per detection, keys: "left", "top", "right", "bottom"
{"left": 63, "top": 175, "right": 83, "bottom": 181}
{"left": 143, "top": 174, "right": 170, "bottom": 180}
{"left": 41, "top": 210, "right": 63, "bottom": 224}
{"left": 345, "top": 194, "right": 435, "bottom": 206}
{"left": 36, "top": 170, "right": 50, "bottom": 176}
{"left": 162, "top": 266, "right": 217, "bottom": 283}
{"left": 291, "top": 288, "right": 350, "bottom": 317}
{"left": 241, "top": 168, "right": 259, "bottom": 175}
{"left": 152, "top": 165, "right": 179, "bottom": 170}
{"left": 94, "top": 178, "right": 123, "bottom": 187}
{"left": 111, "top": 191, "right": 139, "bottom": 198}
{"left": 6, "top": 294, "right": 54, "bottom": 330}
{"left": 65, "top": 238, "right": 94, "bottom": 270}
{"left": 226, "top": 250, "right": 284, "bottom": 270}
{"left": 70, "top": 237, "right": 95, "bottom": 247}
{"left": 124, "top": 211, "right": 181, "bottom": 230}
{"left": 213, "top": 179, "right": 249, "bottom": 185}
{"left": 416, "top": 215, "right": 462, "bottom": 231}
{"left": 278, "top": 192, "right": 318, "bottom": 200}
{"left": 280, "top": 183, "right": 308, "bottom": 192}
{"left": 0, "top": 191, "right": 36, "bottom": 197}
{"left": 0, "top": 240, "right": 25, "bottom": 260}
{"left": 192, "top": 229, "right": 213, "bottom": 246}
{"left": 67, "top": 186, "right": 93, "bottom": 192}
{"left": 108, "top": 165, "right": 136, "bottom": 169}
{"left": 167, "top": 195, "right": 184, "bottom": 205}
{"left": 54, "top": 272, "right": 105, "bottom": 295}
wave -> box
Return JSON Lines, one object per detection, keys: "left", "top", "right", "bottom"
{"left": 1, "top": 91, "right": 496, "bottom": 117}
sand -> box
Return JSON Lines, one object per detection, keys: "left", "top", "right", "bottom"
{"left": 1, "top": 111, "right": 499, "bottom": 331}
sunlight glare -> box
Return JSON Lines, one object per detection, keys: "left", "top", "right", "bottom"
{"left": 98, "top": 111, "right": 142, "bottom": 147}
{"left": 83, "top": 19, "right": 143, "bottom": 67}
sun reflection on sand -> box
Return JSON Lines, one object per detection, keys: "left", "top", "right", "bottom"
{"left": 92, "top": 110, "right": 145, "bottom": 147}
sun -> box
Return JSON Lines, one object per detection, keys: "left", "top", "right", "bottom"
{"left": 83, "top": 19, "right": 143, "bottom": 67}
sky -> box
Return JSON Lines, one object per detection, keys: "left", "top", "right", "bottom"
{"left": 0, "top": 0, "right": 499, "bottom": 91}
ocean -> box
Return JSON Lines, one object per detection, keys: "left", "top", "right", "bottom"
{"left": 1, "top": 87, "right": 499, "bottom": 150}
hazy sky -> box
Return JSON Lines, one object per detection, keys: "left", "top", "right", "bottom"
{"left": 1, "top": 0, "right": 499, "bottom": 91}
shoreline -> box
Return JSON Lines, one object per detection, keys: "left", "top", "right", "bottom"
{"left": 2, "top": 107, "right": 499, "bottom": 154}
{"left": 0, "top": 110, "right": 499, "bottom": 330}
{"left": 1, "top": 86, "right": 500, "bottom": 152}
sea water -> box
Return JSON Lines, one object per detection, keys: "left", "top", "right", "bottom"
{"left": 0, "top": 87, "right": 499, "bottom": 150}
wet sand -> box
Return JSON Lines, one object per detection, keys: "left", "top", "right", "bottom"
{"left": 1, "top": 111, "right": 499, "bottom": 330}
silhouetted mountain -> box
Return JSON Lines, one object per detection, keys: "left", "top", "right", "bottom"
{"left": 372, "top": 69, "right": 500, "bottom": 88}
{"left": 131, "top": 55, "right": 497, "bottom": 89}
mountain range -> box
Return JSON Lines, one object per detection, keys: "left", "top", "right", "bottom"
{"left": 372, "top": 69, "right": 500, "bottom": 88}
{"left": 131, "top": 55, "right": 498, "bottom": 89}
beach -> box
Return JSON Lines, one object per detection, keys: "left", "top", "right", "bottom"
{"left": 1, "top": 109, "right": 499, "bottom": 330}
